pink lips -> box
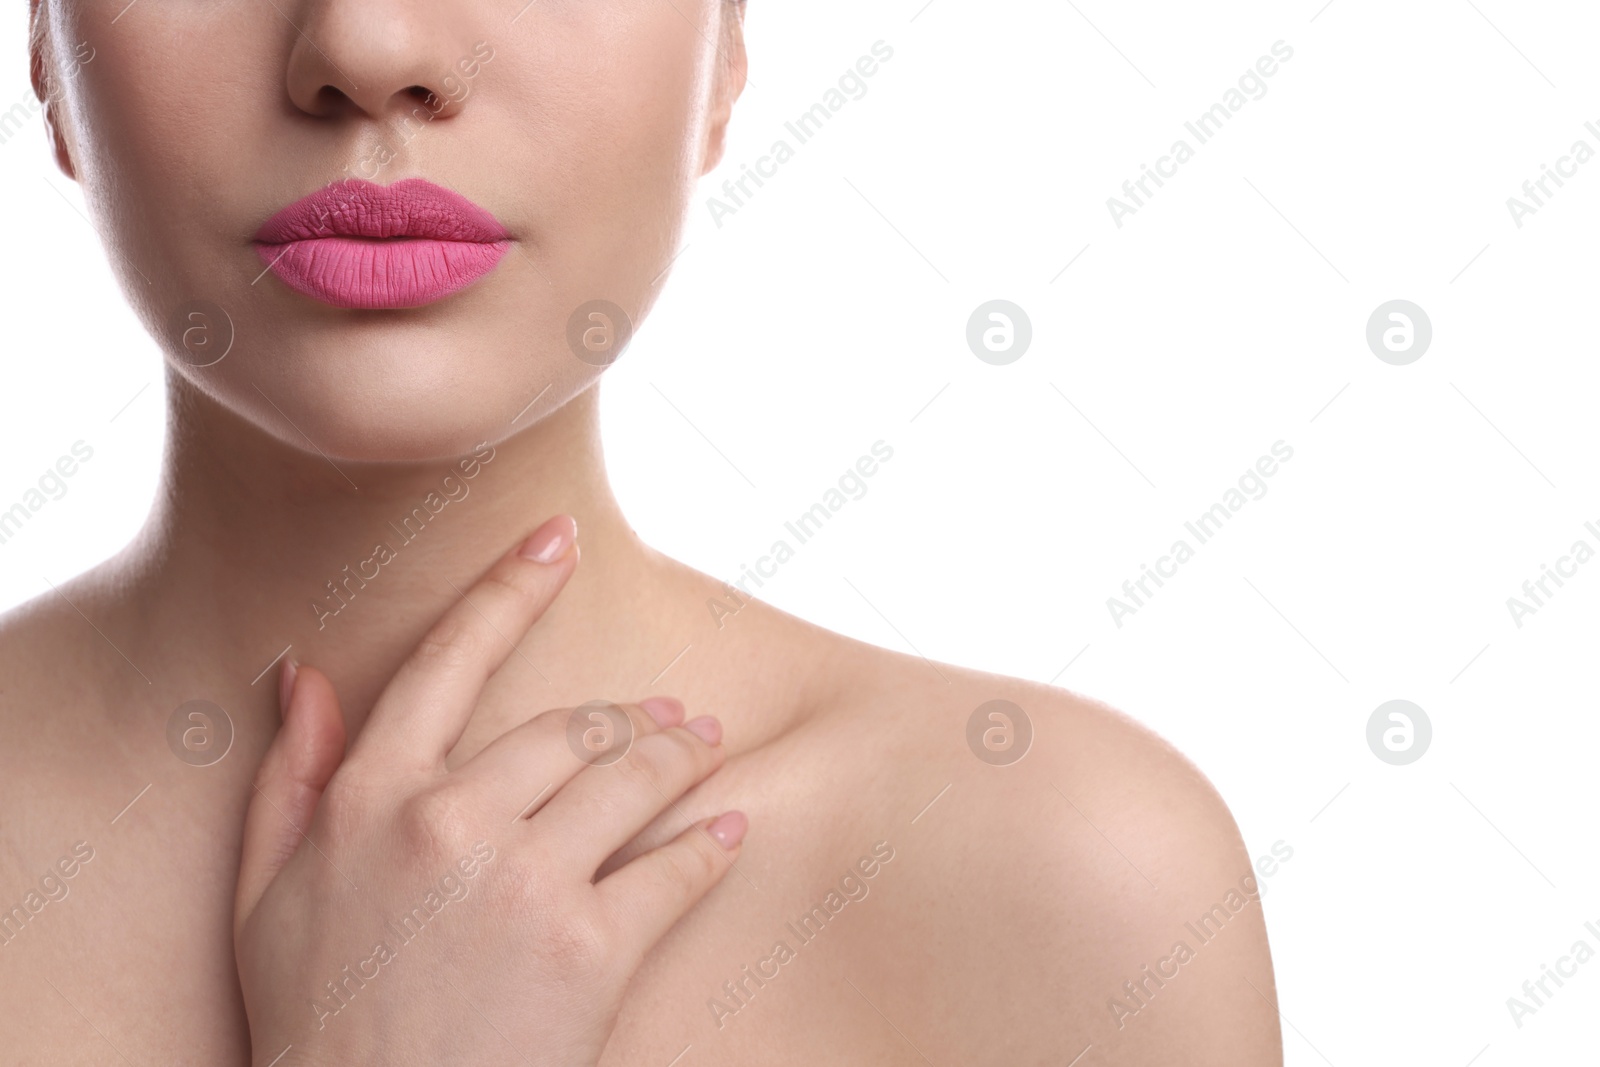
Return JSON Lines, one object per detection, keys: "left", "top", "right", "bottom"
{"left": 253, "top": 179, "right": 511, "bottom": 309}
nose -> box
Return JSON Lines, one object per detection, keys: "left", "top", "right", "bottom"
{"left": 284, "top": 0, "right": 481, "bottom": 121}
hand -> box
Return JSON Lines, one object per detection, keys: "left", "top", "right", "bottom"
{"left": 233, "top": 516, "right": 746, "bottom": 1066}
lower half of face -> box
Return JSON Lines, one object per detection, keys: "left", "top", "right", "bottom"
{"left": 47, "top": 0, "right": 730, "bottom": 461}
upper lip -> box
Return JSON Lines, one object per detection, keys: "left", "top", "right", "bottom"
{"left": 254, "top": 178, "right": 510, "bottom": 245}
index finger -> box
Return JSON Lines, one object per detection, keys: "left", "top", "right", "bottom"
{"left": 350, "top": 514, "right": 578, "bottom": 773}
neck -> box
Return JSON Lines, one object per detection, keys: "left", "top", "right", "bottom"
{"left": 115, "top": 368, "right": 679, "bottom": 737}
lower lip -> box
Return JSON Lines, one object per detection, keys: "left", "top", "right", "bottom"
{"left": 253, "top": 235, "right": 511, "bottom": 310}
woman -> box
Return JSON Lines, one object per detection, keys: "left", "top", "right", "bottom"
{"left": 3, "top": 0, "right": 1281, "bottom": 1062}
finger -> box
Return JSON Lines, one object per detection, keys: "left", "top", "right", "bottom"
{"left": 457, "top": 699, "right": 683, "bottom": 822}
{"left": 536, "top": 717, "right": 725, "bottom": 873}
{"left": 598, "top": 811, "right": 747, "bottom": 955}
{"left": 235, "top": 663, "right": 346, "bottom": 926}
{"left": 352, "top": 515, "right": 578, "bottom": 773}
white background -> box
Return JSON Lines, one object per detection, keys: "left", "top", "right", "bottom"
{"left": 4, "top": 1, "right": 1599, "bottom": 1063}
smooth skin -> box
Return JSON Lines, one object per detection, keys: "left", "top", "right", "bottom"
{"left": 238, "top": 520, "right": 748, "bottom": 1065}
{"left": 4, "top": 0, "right": 1283, "bottom": 1064}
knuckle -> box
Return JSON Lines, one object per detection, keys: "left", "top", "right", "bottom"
{"left": 680, "top": 726, "right": 719, "bottom": 769}
{"left": 661, "top": 837, "right": 721, "bottom": 897}
{"left": 479, "top": 566, "right": 539, "bottom": 605}
{"left": 398, "top": 786, "right": 474, "bottom": 856}
{"left": 487, "top": 848, "right": 552, "bottom": 902}
{"left": 531, "top": 705, "right": 570, "bottom": 730}
{"left": 618, "top": 742, "right": 676, "bottom": 798}
{"left": 410, "top": 615, "right": 485, "bottom": 673}
{"left": 583, "top": 782, "right": 626, "bottom": 825}
{"left": 531, "top": 706, "right": 576, "bottom": 748}
{"left": 665, "top": 732, "right": 715, "bottom": 785}
{"left": 618, "top": 703, "right": 659, "bottom": 738}
{"left": 535, "top": 906, "right": 612, "bottom": 981}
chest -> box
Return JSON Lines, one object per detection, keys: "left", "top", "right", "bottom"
{"left": 599, "top": 815, "right": 924, "bottom": 1065}
{"left": 0, "top": 756, "right": 932, "bottom": 1066}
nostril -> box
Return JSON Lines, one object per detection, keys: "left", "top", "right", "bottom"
{"left": 405, "top": 85, "right": 451, "bottom": 114}
{"left": 304, "top": 86, "right": 345, "bottom": 117}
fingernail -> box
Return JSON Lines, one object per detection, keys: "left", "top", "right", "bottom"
{"left": 684, "top": 715, "right": 722, "bottom": 745}
{"left": 519, "top": 514, "right": 577, "bottom": 563}
{"left": 640, "top": 696, "right": 684, "bottom": 728}
{"left": 708, "top": 811, "right": 748, "bottom": 849}
{"left": 278, "top": 657, "right": 298, "bottom": 718}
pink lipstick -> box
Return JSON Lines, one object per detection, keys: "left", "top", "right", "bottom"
{"left": 254, "top": 179, "right": 511, "bottom": 309}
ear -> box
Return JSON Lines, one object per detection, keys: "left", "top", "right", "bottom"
{"left": 29, "top": 0, "right": 77, "bottom": 181}
{"left": 700, "top": 2, "right": 748, "bottom": 177}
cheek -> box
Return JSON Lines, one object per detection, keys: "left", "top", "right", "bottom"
{"left": 508, "top": 22, "right": 712, "bottom": 308}
{"left": 59, "top": 9, "right": 283, "bottom": 319}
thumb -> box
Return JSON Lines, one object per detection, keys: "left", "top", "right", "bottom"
{"left": 234, "top": 661, "right": 346, "bottom": 926}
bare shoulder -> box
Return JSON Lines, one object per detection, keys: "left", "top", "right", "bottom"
{"left": 802, "top": 631, "right": 1284, "bottom": 1066}
{"left": 0, "top": 573, "right": 122, "bottom": 730}
{"left": 0, "top": 583, "right": 95, "bottom": 737}
{"left": 0, "top": 573, "right": 136, "bottom": 818}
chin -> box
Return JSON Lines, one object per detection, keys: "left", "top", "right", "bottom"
{"left": 175, "top": 321, "right": 591, "bottom": 465}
